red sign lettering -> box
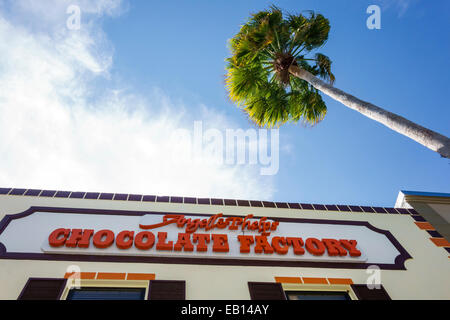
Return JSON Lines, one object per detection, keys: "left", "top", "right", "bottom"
{"left": 46, "top": 214, "right": 362, "bottom": 259}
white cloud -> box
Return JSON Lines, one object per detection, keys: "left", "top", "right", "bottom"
{"left": 0, "top": 1, "right": 275, "bottom": 200}
{"left": 379, "top": 0, "right": 416, "bottom": 17}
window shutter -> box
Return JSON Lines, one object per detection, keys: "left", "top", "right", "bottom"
{"left": 351, "top": 284, "right": 391, "bottom": 300}
{"left": 248, "top": 282, "right": 287, "bottom": 300}
{"left": 148, "top": 280, "right": 186, "bottom": 300}
{"left": 18, "top": 278, "right": 67, "bottom": 300}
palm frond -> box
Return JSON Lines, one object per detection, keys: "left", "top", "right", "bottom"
{"left": 314, "top": 53, "right": 335, "bottom": 84}
{"left": 225, "top": 6, "right": 334, "bottom": 127}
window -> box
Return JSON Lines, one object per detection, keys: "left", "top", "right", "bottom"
{"left": 66, "top": 287, "right": 146, "bottom": 300}
{"left": 286, "top": 291, "right": 351, "bottom": 301}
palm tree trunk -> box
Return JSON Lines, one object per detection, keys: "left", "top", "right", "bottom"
{"left": 289, "top": 65, "right": 450, "bottom": 159}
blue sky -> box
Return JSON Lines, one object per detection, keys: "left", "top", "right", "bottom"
{"left": 0, "top": 0, "right": 449, "bottom": 206}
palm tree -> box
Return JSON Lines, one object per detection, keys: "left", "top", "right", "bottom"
{"left": 225, "top": 6, "right": 450, "bottom": 158}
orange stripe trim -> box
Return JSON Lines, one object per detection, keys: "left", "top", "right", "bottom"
{"left": 327, "top": 278, "right": 354, "bottom": 285}
{"left": 274, "top": 277, "right": 302, "bottom": 284}
{"left": 302, "top": 277, "right": 329, "bottom": 284}
{"left": 126, "top": 273, "right": 156, "bottom": 281}
{"left": 430, "top": 238, "right": 450, "bottom": 247}
{"left": 96, "top": 272, "right": 126, "bottom": 280}
{"left": 64, "top": 272, "right": 96, "bottom": 280}
{"left": 415, "top": 222, "right": 435, "bottom": 230}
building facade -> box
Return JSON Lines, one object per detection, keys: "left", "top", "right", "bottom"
{"left": 0, "top": 187, "right": 449, "bottom": 300}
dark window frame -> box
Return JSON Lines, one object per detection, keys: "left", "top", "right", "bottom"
{"left": 350, "top": 284, "right": 391, "bottom": 300}
{"left": 285, "top": 290, "right": 352, "bottom": 300}
{"left": 248, "top": 282, "right": 287, "bottom": 300}
{"left": 147, "top": 280, "right": 186, "bottom": 300}
{"left": 66, "top": 286, "right": 147, "bottom": 300}
{"left": 61, "top": 278, "right": 186, "bottom": 300}
{"left": 17, "top": 278, "right": 67, "bottom": 300}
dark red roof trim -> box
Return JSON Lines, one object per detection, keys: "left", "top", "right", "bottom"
{"left": 0, "top": 187, "right": 417, "bottom": 215}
